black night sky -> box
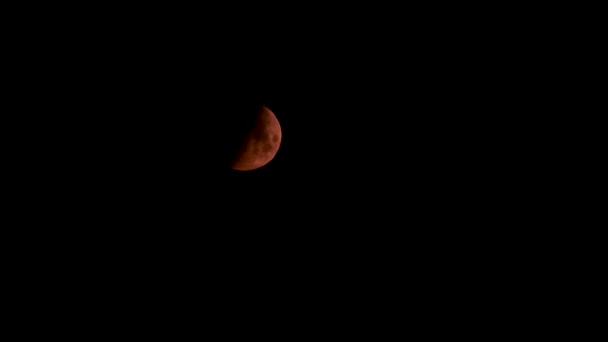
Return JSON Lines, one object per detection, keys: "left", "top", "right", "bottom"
{"left": 3, "top": 6, "right": 573, "bottom": 320}
{"left": 13, "top": 5, "right": 545, "bottom": 276}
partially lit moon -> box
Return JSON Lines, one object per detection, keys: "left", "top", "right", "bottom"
{"left": 231, "top": 106, "right": 282, "bottom": 171}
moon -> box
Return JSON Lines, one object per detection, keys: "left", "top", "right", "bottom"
{"left": 231, "top": 106, "right": 282, "bottom": 171}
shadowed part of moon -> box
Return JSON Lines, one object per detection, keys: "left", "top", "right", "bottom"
{"left": 231, "top": 106, "right": 282, "bottom": 171}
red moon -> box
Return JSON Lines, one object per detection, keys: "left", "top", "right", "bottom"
{"left": 231, "top": 106, "right": 282, "bottom": 171}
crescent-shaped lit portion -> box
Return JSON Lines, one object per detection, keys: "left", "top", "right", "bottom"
{"left": 231, "top": 106, "right": 282, "bottom": 171}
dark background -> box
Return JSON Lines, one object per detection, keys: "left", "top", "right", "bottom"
{"left": 3, "top": 5, "right": 581, "bottom": 322}
{"left": 9, "top": 5, "right": 549, "bottom": 278}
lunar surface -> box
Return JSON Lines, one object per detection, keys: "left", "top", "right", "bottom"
{"left": 231, "top": 106, "right": 282, "bottom": 171}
